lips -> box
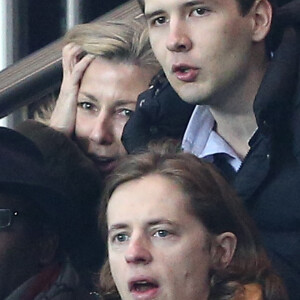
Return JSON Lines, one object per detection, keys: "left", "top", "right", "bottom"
{"left": 88, "top": 154, "right": 118, "bottom": 173}
{"left": 128, "top": 277, "right": 159, "bottom": 299}
{"left": 172, "top": 64, "right": 199, "bottom": 82}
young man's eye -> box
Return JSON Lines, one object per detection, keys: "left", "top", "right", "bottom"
{"left": 190, "top": 7, "right": 210, "bottom": 17}
{"left": 113, "top": 233, "right": 129, "bottom": 243}
{"left": 151, "top": 16, "right": 167, "bottom": 27}
{"left": 154, "top": 229, "right": 170, "bottom": 238}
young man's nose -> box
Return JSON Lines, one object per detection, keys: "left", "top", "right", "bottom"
{"left": 89, "top": 112, "right": 114, "bottom": 145}
{"left": 166, "top": 19, "right": 192, "bottom": 52}
{"left": 125, "top": 235, "right": 153, "bottom": 265}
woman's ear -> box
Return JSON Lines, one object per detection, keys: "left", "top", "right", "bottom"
{"left": 251, "top": 0, "right": 273, "bottom": 42}
{"left": 211, "top": 232, "right": 237, "bottom": 269}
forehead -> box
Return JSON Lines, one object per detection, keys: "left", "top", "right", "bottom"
{"left": 144, "top": 0, "right": 234, "bottom": 12}
{"left": 107, "top": 174, "right": 195, "bottom": 226}
{"left": 80, "top": 58, "right": 153, "bottom": 88}
{"left": 79, "top": 58, "right": 154, "bottom": 103}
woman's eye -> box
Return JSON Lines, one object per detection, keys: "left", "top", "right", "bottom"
{"left": 78, "top": 101, "right": 96, "bottom": 111}
{"left": 191, "top": 7, "right": 209, "bottom": 17}
{"left": 114, "top": 233, "right": 129, "bottom": 243}
{"left": 154, "top": 230, "right": 170, "bottom": 238}
{"left": 119, "top": 109, "right": 134, "bottom": 118}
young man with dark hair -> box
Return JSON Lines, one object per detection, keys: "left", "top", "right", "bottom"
{"left": 123, "top": 0, "right": 300, "bottom": 298}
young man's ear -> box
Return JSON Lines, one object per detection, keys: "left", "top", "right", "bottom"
{"left": 249, "top": 0, "right": 273, "bottom": 42}
{"left": 211, "top": 232, "right": 237, "bottom": 269}
{"left": 250, "top": 0, "right": 273, "bottom": 42}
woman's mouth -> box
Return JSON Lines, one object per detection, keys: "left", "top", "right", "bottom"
{"left": 90, "top": 156, "right": 118, "bottom": 174}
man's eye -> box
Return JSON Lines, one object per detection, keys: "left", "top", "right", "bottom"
{"left": 191, "top": 7, "right": 209, "bottom": 17}
{"left": 154, "top": 230, "right": 170, "bottom": 238}
{"left": 114, "top": 233, "right": 129, "bottom": 243}
{"left": 152, "top": 16, "right": 167, "bottom": 26}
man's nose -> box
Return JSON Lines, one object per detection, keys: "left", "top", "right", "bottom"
{"left": 89, "top": 112, "right": 114, "bottom": 145}
{"left": 125, "top": 235, "right": 153, "bottom": 265}
{"left": 166, "top": 19, "right": 192, "bottom": 52}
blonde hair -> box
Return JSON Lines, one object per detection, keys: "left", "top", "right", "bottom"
{"left": 33, "top": 19, "right": 160, "bottom": 122}
{"left": 64, "top": 20, "right": 159, "bottom": 69}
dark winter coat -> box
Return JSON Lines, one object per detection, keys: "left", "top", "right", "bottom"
{"left": 16, "top": 120, "right": 105, "bottom": 292}
{"left": 122, "top": 2, "right": 300, "bottom": 299}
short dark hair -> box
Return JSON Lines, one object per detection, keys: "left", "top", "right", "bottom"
{"left": 137, "top": 0, "right": 278, "bottom": 15}
{"left": 98, "top": 144, "right": 287, "bottom": 300}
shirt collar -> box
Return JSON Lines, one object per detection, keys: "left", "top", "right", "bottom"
{"left": 182, "top": 105, "right": 242, "bottom": 171}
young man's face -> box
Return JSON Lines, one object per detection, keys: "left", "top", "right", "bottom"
{"left": 107, "top": 174, "right": 215, "bottom": 300}
{"left": 144, "top": 0, "right": 268, "bottom": 106}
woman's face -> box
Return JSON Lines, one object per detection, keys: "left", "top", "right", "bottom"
{"left": 75, "top": 58, "right": 155, "bottom": 175}
{"left": 106, "top": 174, "right": 215, "bottom": 300}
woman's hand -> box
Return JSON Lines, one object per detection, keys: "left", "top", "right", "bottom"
{"left": 50, "top": 43, "right": 95, "bottom": 137}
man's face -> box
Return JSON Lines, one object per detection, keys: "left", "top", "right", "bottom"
{"left": 144, "top": 0, "right": 263, "bottom": 106}
{"left": 75, "top": 58, "right": 155, "bottom": 175}
{"left": 107, "top": 174, "right": 215, "bottom": 300}
{"left": 0, "top": 193, "right": 41, "bottom": 299}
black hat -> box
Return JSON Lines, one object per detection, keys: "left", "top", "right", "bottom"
{"left": 0, "top": 126, "right": 79, "bottom": 236}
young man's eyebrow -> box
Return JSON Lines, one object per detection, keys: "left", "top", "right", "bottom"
{"left": 144, "top": 1, "right": 207, "bottom": 20}
{"left": 108, "top": 223, "right": 128, "bottom": 234}
{"left": 147, "top": 218, "right": 177, "bottom": 227}
{"left": 144, "top": 9, "right": 165, "bottom": 21}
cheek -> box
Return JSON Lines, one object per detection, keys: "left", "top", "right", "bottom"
{"left": 112, "top": 119, "right": 128, "bottom": 154}
{"left": 166, "top": 245, "right": 212, "bottom": 289}
{"left": 149, "top": 31, "right": 166, "bottom": 63}
{"left": 108, "top": 253, "right": 126, "bottom": 293}
{"left": 75, "top": 113, "right": 94, "bottom": 138}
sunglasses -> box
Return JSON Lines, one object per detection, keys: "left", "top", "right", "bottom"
{"left": 0, "top": 209, "right": 19, "bottom": 229}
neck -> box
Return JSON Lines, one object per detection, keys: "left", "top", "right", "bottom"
{"left": 209, "top": 58, "right": 268, "bottom": 159}
{"left": 211, "top": 107, "right": 257, "bottom": 159}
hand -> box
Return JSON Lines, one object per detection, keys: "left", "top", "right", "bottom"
{"left": 50, "top": 43, "right": 95, "bottom": 137}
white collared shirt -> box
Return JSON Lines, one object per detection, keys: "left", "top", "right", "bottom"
{"left": 182, "top": 105, "right": 242, "bottom": 172}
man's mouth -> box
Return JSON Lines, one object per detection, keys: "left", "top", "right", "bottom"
{"left": 172, "top": 64, "right": 199, "bottom": 82}
{"left": 129, "top": 278, "right": 159, "bottom": 299}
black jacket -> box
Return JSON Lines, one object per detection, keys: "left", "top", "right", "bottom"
{"left": 235, "top": 3, "right": 300, "bottom": 298}
{"left": 122, "top": 2, "right": 300, "bottom": 298}
{"left": 122, "top": 70, "right": 195, "bottom": 153}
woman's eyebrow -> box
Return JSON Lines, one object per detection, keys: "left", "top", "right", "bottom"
{"left": 78, "top": 91, "right": 98, "bottom": 103}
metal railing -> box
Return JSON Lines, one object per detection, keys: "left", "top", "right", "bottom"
{"left": 0, "top": 0, "right": 141, "bottom": 119}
